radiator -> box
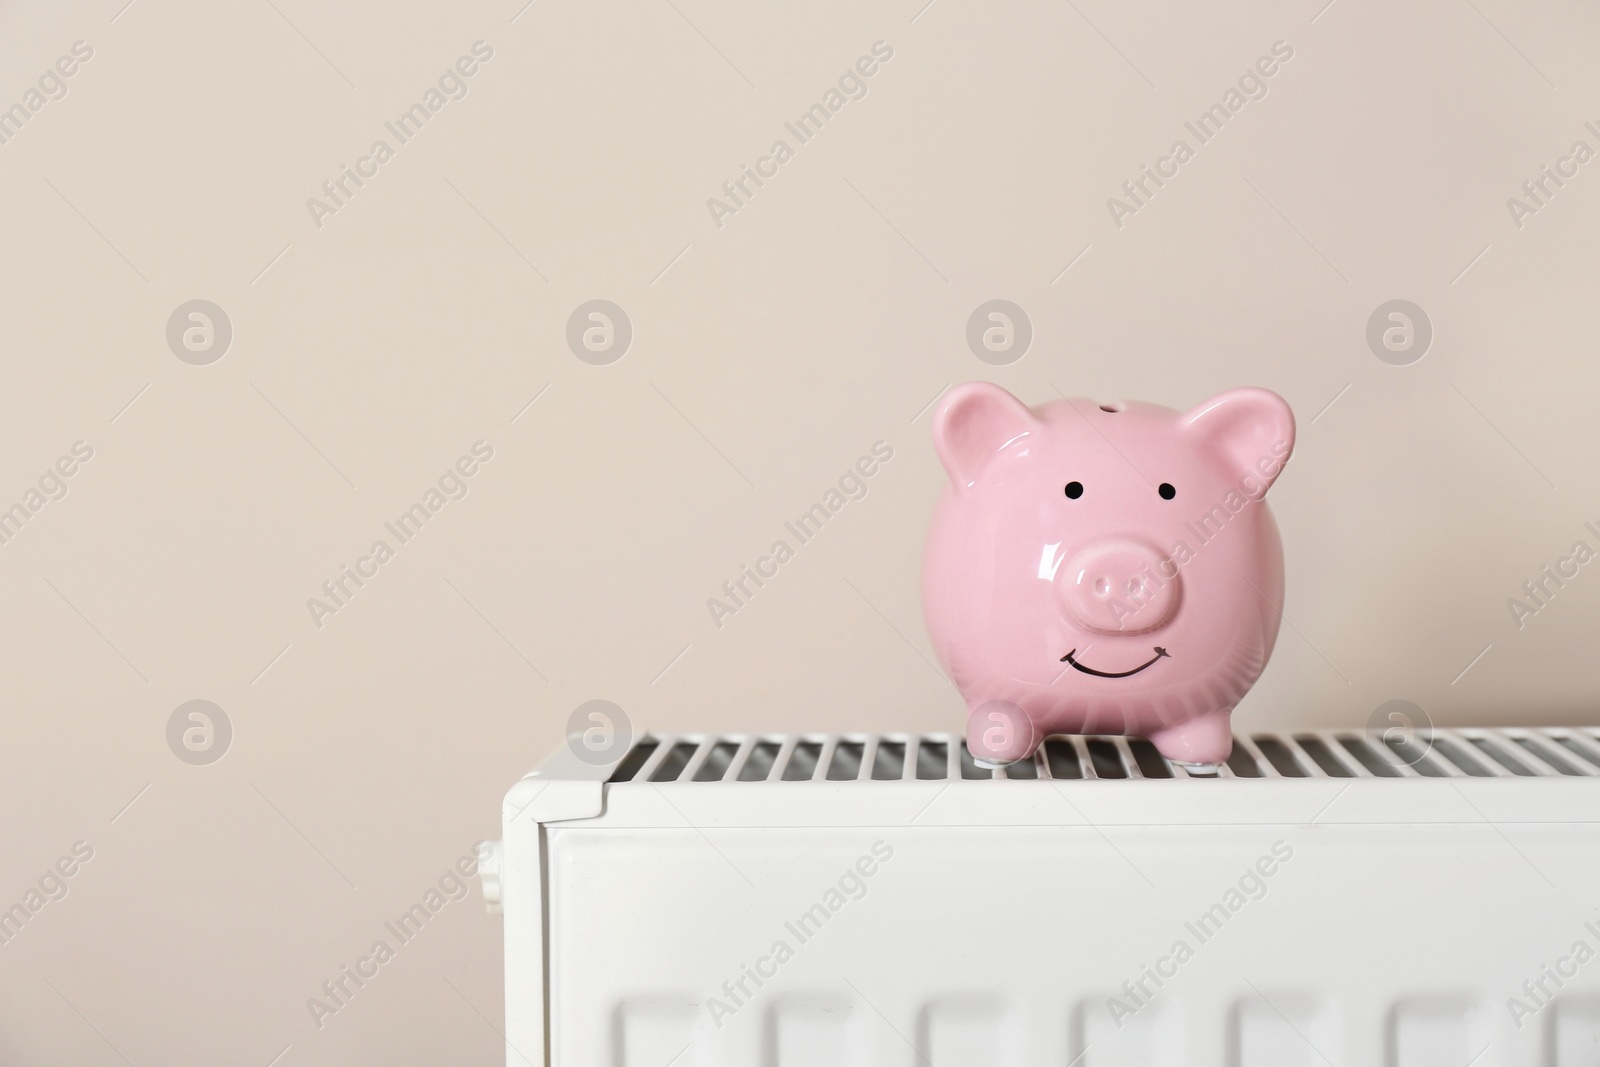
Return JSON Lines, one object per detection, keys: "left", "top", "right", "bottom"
{"left": 479, "top": 727, "right": 1600, "bottom": 1066}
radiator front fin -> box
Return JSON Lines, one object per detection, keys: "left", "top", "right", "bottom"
{"left": 600, "top": 728, "right": 1600, "bottom": 783}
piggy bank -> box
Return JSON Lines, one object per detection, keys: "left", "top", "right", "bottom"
{"left": 922, "top": 382, "right": 1295, "bottom": 770}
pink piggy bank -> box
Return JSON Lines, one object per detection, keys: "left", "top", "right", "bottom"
{"left": 922, "top": 382, "right": 1295, "bottom": 771}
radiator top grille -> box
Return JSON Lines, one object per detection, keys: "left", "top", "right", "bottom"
{"left": 607, "top": 728, "right": 1600, "bottom": 783}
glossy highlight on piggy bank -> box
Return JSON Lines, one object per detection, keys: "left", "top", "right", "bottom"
{"left": 921, "top": 382, "right": 1295, "bottom": 771}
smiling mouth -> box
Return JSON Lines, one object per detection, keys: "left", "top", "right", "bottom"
{"left": 1060, "top": 647, "right": 1169, "bottom": 678}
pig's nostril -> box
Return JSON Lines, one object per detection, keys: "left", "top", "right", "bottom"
{"left": 1094, "top": 577, "right": 1109, "bottom": 596}
{"left": 1098, "top": 403, "right": 1123, "bottom": 413}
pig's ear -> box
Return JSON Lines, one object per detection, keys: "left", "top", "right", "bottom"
{"left": 1182, "top": 388, "right": 1296, "bottom": 491}
{"left": 932, "top": 381, "right": 1040, "bottom": 488}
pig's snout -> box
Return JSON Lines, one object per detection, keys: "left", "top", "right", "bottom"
{"left": 1058, "top": 538, "right": 1179, "bottom": 635}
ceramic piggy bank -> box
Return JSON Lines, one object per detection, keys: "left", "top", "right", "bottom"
{"left": 922, "top": 382, "right": 1295, "bottom": 771}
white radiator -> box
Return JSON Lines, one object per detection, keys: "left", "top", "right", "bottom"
{"left": 479, "top": 727, "right": 1600, "bottom": 1066}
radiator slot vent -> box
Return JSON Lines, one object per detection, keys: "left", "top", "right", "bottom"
{"left": 1226, "top": 742, "right": 1263, "bottom": 778}
{"left": 610, "top": 740, "right": 658, "bottom": 782}
{"left": 1253, "top": 736, "right": 1307, "bottom": 777}
{"left": 782, "top": 741, "right": 823, "bottom": 781}
{"left": 1086, "top": 739, "right": 1126, "bottom": 779}
{"left": 1295, "top": 735, "right": 1352, "bottom": 777}
{"left": 1004, "top": 753, "right": 1039, "bottom": 779}
{"left": 1129, "top": 739, "right": 1173, "bottom": 778}
{"left": 826, "top": 741, "right": 865, "bottom": 781}
{"left": 597, "top": 728, "right": 1590, "bottom": 784}
{"left": 1514, "top": 737, "right": 1583, "bottom": 775}
{"left": 1384, "top": 735, "right": 1445, "bottom": 775}
{"left": 1470, "top": 737, "right": 1534, "bottom": 775}
{"left": 693, "top": 741, "right": 740, "bottom": 782}
{"left": 738, "top": 740, "right": 781, "bottom": 781}
{"left": 1338, "top": 736, "right": 1402, "bottom": 777}
{"left": 1429, "top": 737, "right": 1493, "bottom": 776}
{"left": 871, "top": 741, "right": 906, "bottom": 780}
{"left": 651, "top": 742, "right": 698, "bottom": 782}
{"left": 1043, "top": 739, "right": 1083, "bottom": 779}
{"left": 1554, "top": 735, "right": 1600, "bottom": 770}
{"left": 958, "top": 744, "right": 991, "bottom": 780}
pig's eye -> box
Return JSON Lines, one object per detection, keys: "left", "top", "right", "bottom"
{"left": 1158, "top": 483, "right": 1176, "bottom": 500}
{"left": 1064, "top": 481, "right": 1084, "bottom": 499}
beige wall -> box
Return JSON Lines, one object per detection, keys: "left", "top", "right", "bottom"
{"left": 1, "top": 0, "right": 1596, "bottom": 1061}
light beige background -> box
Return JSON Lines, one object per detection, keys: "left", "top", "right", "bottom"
{"left": 0, "top": 0, "right": 1596, "bottom": 1062}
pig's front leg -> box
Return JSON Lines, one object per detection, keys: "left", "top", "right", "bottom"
{"left": 1147, "top": 709, "right": 1234, "bottom": 773}
{"left": 965, "top": 699, "right": 1042, "bottom": 768}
